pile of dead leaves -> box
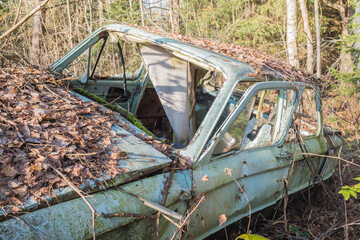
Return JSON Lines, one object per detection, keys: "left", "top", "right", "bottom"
{"left": 0, "top": 67, "right": 174, "bottom": 213}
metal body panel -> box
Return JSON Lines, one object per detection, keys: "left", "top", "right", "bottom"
{"left": 0, "top": 170, "right": 192, "bottom": 240}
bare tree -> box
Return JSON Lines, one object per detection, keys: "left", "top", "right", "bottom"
{"left": 140, "top": 0, "right": 145, "bottom": 27}
{"left": 299, "top": 0, "right": 314, "bottom": 73}
{"left": 99, "top": 0, "right": 104, "bottom": 26}
{"left": 31, "top": 0, "right": 42, "bottom": 64}
{"left": 172, "top": 0, "right": 180, "bottom": 33}
{"left": 315, "top": 0, "right": 321, "bottom": 77}
{"left": 354, "top": 1, "right": 360, "bottom": 70}
{"left": 286, "top": 0, "right": 300, "bottom": 67}
{"left": 322, "top": 0, "right": 352, "bottom": 72}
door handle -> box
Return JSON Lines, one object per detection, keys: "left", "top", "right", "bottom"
{"left": 275, "top": 152, "right": 293, "bottom": 160}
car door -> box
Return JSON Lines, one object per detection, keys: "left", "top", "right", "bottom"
{"left": 187, "top": 81, "right": 304, "bottom": 239}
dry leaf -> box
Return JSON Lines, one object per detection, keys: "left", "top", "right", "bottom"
{"left": 218, "top": 214, "right": 227, "bottom": 226}
{"left": 224, "top": 168, "right": 233, "bottom": 176}
{"left": 201, "top": 175, "right": 209, "bottom": 182}
{"left": 1, "top": 165, "right": 18, "bottom": 178}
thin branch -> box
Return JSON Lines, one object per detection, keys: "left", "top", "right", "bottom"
{"left": 101, "top": 212, "right": 157, "bottom": 219}
{"left": 48, "top": 164, "right": 99, "bottom": 240}
{"left": 0, "top": 0, "right": 51, "bottom": 42}
{"left": 170, "top": 195, "right": 205, "bottom": 240}
{"left": 300, "top": 152, "right": 360, "bottom": 167}
{"left": 321, "top": 0, "right": 344, "bottom": 12}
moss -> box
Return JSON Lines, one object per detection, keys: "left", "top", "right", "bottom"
{"left": 75, "top": 88, "right": 154, "bottom": 136}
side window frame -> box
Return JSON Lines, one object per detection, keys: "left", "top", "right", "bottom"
{"left": 292, "top": 86, "right": 322, "bottom": 140}
{"left": 199, "top": 81, "right": 304, "bottom": 162}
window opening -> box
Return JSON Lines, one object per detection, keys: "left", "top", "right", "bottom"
{"left": 213, "top": 88, "right": 297, "bottom": 155}
{"left": 295, "top": 88, "right": 318, "bottom": 136}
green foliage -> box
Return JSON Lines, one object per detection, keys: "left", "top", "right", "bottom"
{"left": 181, "top": 0, "right": 287, "bottom": 55}
{"left": 328, "top": 68, "right": 360, "bottom": 96}
{"left": 339, "top": 177, "right": 360, "bottom": 200}
{"left": 235, "top": 233, "right": 270, "bottom": 240}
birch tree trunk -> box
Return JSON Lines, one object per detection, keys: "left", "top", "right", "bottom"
{"left": 31, "top": 0, "right": 41, "bottom": 64}
{"left": 286, "top": 0, "right": 299, "bottom": 67}
{"left": 315, "top": 0, "right": 321, "bottom": 77}
{"left": 299, "top": 0, "right": 314, "bottom": 73}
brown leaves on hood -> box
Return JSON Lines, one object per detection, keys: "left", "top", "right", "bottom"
{"left": 0, "top": 68, "right": 128, "bottom": 213}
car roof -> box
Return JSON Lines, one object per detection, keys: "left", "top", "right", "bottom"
{"left": 50, "top": 24, "right": 255, "bottom": 84}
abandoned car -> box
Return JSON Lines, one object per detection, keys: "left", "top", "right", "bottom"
{"left": 0, "top": 24, "right": 342, "bottom": 239}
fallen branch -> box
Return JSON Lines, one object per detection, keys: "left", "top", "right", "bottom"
{"left": 101, "top": 212, "right": 157, "bottom": 219}
{"left": 48, "top": 164, "right": 99, "bottom": 240}
{"left": 170, "top": 194, "right": 206, "bottom": 240}
{"left": 65, "top": 152, "right": 97, "bottom": 157}
{"left": 300, "top": 152, "right": 360, "bottom": 168}
{"left": 0, "top": 0, "right": 51, "bottom": 42}
{"left": 315, "top": 220, "right": 360, "bottom": 240}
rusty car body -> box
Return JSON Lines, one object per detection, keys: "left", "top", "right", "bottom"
{"left": 0, "top": 24, "right": 342, "bottom": 239}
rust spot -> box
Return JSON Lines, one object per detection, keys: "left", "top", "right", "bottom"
{"left": 238, "top": 185, "right": 245, "bottom": 193}
{"left": 276, "top": 179, "right": 282, "bottom": 183}
{"left": 243, "top": 174, "right": 247, "bottom": 177}
{"left": 186, "top": 233, "right": 195, "bottom": 240}
{"left": 235, "top": 195, "right": 241, "bottom": 200}
{"left": 243, "top": 161, "right": 247, "bottom": 165}
{"left": 274, "top": 190, "right": 280, "bottom": 195}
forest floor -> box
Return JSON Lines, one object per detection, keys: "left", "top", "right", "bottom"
{"left": 207, "top": 140, "right": 360, "bottom": 240}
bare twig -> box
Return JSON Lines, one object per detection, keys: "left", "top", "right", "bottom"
{"left": 156, "top": 212, "right": 161, "bottom": 240}
{"left": 48, "top": 164, "right": 99, "bottom": 240}
{"left": 9, "top": 214, "right": 46, "bottom": 239}
{"left": 300, "top": 152, "right": 360, "bottom": 168}
{"left": 162, "top": 214, "right": 181, "bottom": 228}
{"left": 13, "top": 0, "right": 23, "bottom": 26}
{"left": 161, "top": 167, "right": 176, "bottom": 206}
{"left": 43, "top": 84, "right": 71, "bottom": 103}
{"left": 170, "top": 195, "right": 205, "bottom": 240}
{"left": 65, "top": 152, "right": 97, "bottom": 157}
{"left": 101, "top": 212, "right": 157, "bottom": 219}
{"left": 315, "top": 220, "right": 360, "bottom": 240}
{"left": 283, "top": 177, "right": 289, "bottom": 233}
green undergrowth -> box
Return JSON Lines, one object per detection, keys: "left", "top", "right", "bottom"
{"left": 75, "top": 88, "right": 154, "bottom": 137}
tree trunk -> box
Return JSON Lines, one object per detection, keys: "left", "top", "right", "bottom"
{"left": 31, "top": 0, "right": 41, "bottom": 64}
{"left": 339, "top": 4, "right": 352, "bottom": 72}
{"left": 172, "top": 0, "right": 180, "bottom": 33}
{"left": 66, "top": 0, "right": 72, "bottom": 48}
{"left": 315, "top": 0, "right": 321, "bottom": 77}
{"left": 299, "top": 0, "right": 314, "bottom": 73}
{"left": 286, "top": 0, "right": 299, "bottom": 67}
{"left": 322, "top": 0, "right": 352, "bottom": 72}
{"left": 140, "top": 0, "right": 145, "bottom": 26}
{"left": 355, "top": 1, "right": 360, "bottom": 70}
{"left": 99, "top": 0, "right": 104, "bottom": 26}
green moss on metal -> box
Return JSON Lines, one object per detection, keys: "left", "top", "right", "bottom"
{"left": 75, "top": 88, "right": 154, "bottom": 136}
